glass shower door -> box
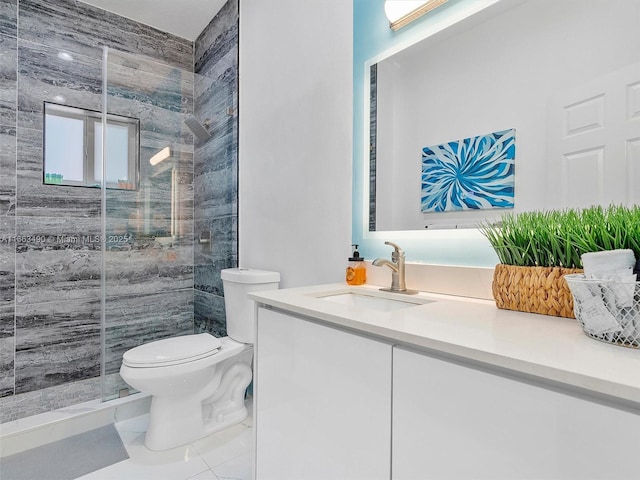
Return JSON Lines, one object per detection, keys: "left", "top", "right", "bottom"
{"left": 101, "top": 48, "right": 196, "bottom": 400}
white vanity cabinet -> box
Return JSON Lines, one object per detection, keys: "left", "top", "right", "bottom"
{"left": 251, "top": 284, "right": 640, "bottom": 480}
{"left": 392, "top": 346, "right": 640, "bottom": 480}
{"left": 254, "top": 307, "right": 392, "bottom": 480}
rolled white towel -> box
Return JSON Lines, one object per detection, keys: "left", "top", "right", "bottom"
{"left": 581, "top": 249, "right": 636, "bottom": 278}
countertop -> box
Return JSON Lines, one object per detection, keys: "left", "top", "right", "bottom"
{"left": 249, "top": 283, "right": 640, "bottom": 406}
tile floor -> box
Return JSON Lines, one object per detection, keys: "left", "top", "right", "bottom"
{"left": 77, "top": 401, "right": 254, "bottom": 480}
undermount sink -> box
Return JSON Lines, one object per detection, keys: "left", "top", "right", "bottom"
{"left": 319, "top": 292, "right": 434, "bottom": 312}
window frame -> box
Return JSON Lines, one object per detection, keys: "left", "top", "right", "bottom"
{"left": 43, "top": 102, "right": 140, "bottom": 190}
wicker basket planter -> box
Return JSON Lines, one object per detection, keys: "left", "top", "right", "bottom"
{"left": 492, "top": 264, "right": 583, "bottom": 318}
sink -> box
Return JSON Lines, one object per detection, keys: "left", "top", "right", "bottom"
{"left": 319, "top": 292, "right": 433, "bottom": 312}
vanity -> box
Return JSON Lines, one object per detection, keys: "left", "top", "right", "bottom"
{"left": 250, "top": 284, "right": 640, "bottom": 480}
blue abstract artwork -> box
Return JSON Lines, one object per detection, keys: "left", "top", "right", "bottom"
{"left": 421, "top": 129, "right": 515, "bottom": 212}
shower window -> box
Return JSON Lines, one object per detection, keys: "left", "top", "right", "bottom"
{"left": 43, "top": 102, "right": 140, "bottom": 190}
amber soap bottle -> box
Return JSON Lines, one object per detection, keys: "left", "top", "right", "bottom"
{"left": 346, "top": 244, "right": 366, "bottom": 285}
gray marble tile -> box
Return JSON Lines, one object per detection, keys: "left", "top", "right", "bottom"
{"left": 103, "top": 223, "right": 194, "bottom": 298}
{"left": 0, "top": 34, "right": 17, "bottom": 127}
{"left": 106, "top": 56, "right": 194, "bottom": 116}
{"left": 192, "top": 0, "right": 238, "bottom": 319}
{"left": 194, "top": 0, "right": 238, "bottom": 75}
{"left": 16, "top": 127, "right": 101, "bottom": 217}
{"left": 194, "top": 289, "right": 227, "bottom": 337}
{"left": 194, "top": 214, "right": 237, "bottom": 267}
{"left": 0, "top": 0, "right": 17, "bottom": 38}
{"left": 0, "top": 173, "right": 15, "bottom": 216}
{"left": 17, "top": 39, "right": 102, "bottom": 131}
{"left": 194, "top": 169, "right": 237, "bottom": 219}
{"left": 194, "top": 220, "right": 236, "bottom": 297}
{"left": 0, "top": 377, "right": 100, "bottom": 423}
{"left": 192, "top": 115, "right": 236, "bottom": 178}
{"left": 105, "top": 89, "right": 194, "bottom": 162}
{"left": 369, "top": 63, "right": 378, "bottom": 230}
{"left": 15, "top": 216, "right": 101, "bottom": 305}
{"left": 193, "top": 56, "right": 237, "bottom": 155}
{"left": 0, "top": 125, "right": 16, "bottom": 216}
{"left": 194, "top": 260, "right": 234, "bottom": 298}
{"left": 107, "top": 49, "right": 194, "bottom": 88}
{"left": 104, "top": 289, "right": 193, "bottom": 375}
{"left": 0, "top": 124, "right": 16, "bottom": 167}
{"left": 0, "top": 304, "right": 15, "bottom": 397}
{"left": 106, "top": 154, "right": 194, "bottom": 224}
{"left": 15, "top": 297, "right": 101, "bottom": 393}
{"left": 18, "top": 0, "right": 192, "bottom": 71}
{"left": 0, "top": 216, "right": 15, "bottom": 304}
{"left": 193, "top": 74, "right": 236, "bottom": 159}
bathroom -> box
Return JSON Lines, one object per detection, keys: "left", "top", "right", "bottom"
{"left": 2, "top": 0, "right": 640, "bottom": 478}
{"left": 1, "top": 0, "right": 349, "bottom": 476}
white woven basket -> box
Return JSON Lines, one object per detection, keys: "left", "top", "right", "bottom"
{"left": 565, "top": 274, "right": 640, "bottom": 348}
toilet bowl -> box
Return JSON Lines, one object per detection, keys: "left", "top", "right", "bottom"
{"left": 119, "top": 268, "right": 280, "bottom": 450}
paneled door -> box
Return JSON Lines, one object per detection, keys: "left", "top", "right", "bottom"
{"left": 546, "top": 62, "right": 640, "bottom": 209}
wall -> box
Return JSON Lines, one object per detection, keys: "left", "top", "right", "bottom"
{"left": 238, "top": 0, "right": 353, "bottom": 288}
{"left": 193, "top": 0, "right": 239, "bottom": 337}
{"left": 0, "top": 0, "right": 195, "bottom": 421}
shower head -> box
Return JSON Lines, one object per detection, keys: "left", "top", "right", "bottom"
{"left": 184, "top": 114, "right": 212, "bottom": 142}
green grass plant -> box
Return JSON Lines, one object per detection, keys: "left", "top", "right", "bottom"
{"left": 480, "top": 205, "right": 640, "bottom": 268}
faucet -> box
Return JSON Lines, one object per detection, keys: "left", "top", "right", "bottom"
{"left": 372, "top": 241, "right": 418, "bottom": 294}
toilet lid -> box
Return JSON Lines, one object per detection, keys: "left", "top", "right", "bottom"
{"left": 122, "top": 333, "right": 223, "bottom": 367}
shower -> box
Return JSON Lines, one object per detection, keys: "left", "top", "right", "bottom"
{"left": 184, "top": 114, "right": 212, "bottom": 142}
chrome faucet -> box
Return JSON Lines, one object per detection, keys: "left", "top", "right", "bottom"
{"left": 372, "top": 241, "right": 418, "bottom": 294}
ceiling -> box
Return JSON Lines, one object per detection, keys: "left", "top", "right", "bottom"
{"left": 80, "top": 0, "right": 227, "bottom": 41}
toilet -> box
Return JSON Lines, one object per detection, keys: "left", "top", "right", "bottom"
{"left": 119, "top": 268, "right": 280, "bottom": 451}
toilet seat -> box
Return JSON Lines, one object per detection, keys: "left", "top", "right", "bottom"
{"left": 123, "top": 333, "right": 223, "bottom": 368}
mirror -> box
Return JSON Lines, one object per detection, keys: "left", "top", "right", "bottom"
{"left": 366, "top": 0, "right": 640, "bottom": 232}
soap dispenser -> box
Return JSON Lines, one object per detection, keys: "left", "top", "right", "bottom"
{"left": 346, "top": 244, "right": 366, "bottom": 285}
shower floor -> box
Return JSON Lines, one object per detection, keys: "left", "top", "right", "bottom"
{"left": 1, "top": 397, "right": 254, "bottom": 480}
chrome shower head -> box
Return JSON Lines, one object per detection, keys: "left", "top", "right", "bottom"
{"left": 184, "top": 114, "right": 212, "bottom": 142}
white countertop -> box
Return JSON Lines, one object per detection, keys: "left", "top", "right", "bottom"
{"left": 249, "top": 283, "right": 640, "bottom": 405}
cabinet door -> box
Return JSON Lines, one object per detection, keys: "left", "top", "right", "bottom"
{"left": 392, "top": 346, "right": 640, "bottom": 480}
{"left": 255, "top": 307, "right": 392, "bottom": 480}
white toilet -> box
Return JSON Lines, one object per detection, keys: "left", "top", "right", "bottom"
{"left": 119, "top": 268, "right": 280, "bottom": 451}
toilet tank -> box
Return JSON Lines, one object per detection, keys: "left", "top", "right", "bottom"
{"left": 221, "top": 268, "right": 280, "bottom": 344}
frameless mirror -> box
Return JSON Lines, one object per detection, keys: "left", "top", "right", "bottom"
{"left": 367, "top": 0, "right": 640, "bottom": 232}
{"left": 44, "top": 102, "right": 140, "bottom": 189}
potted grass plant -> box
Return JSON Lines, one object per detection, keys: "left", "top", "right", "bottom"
{"left": 480, "top": 205, "right": 640, "bottom": 318}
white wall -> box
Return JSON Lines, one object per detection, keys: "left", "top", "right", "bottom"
{"left": 239, "top": 0, "right": 353, "bottom": 288}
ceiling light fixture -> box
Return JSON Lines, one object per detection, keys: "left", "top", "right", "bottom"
{"left": 384, "top": 0, "right": 449, "bottom": 31}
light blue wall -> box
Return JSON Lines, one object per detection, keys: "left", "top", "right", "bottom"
{"left": 352, "top": 0, "right": 500, "bottom": 267}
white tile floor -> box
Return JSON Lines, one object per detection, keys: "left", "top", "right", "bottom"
{"left": 77, "top": 401, "right": 254, "bottom": 480}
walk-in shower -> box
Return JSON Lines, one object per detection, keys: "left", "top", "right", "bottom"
{"left": 0, "top": 0, "right": 239, "bottom": 423}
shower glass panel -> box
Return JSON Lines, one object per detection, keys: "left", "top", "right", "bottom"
{"left": 101, "top": 48, "right": 196, "bottom": 400}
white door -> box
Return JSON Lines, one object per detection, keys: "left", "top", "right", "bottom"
{"left": 546, "top": 62, "right": 640, "bottom": 208}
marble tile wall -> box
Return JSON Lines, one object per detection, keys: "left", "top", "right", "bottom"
{"left": 369, "top": 63, "right": 377, "bottom": 231}
{"left": 0, "top": 0, "right": 199, "bottom": 421}
{"left": 0, "top": 0, "right": 18, "bottom": 407}
{"left": 193, "top": 0, "right": 239, "bottom": 337}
